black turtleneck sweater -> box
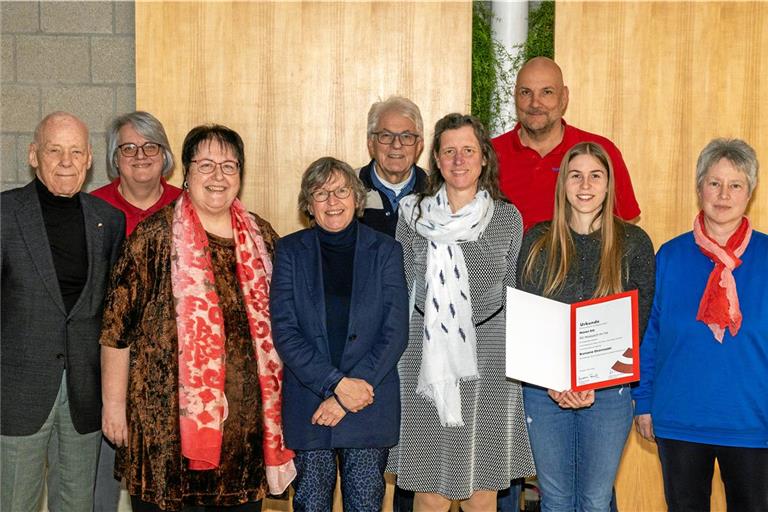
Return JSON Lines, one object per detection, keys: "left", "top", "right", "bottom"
{"left": 317, "top": 220, "right": 357, "bottom": 368}
{"left": 35, "top": 178, "right": 87, "bottom": 313}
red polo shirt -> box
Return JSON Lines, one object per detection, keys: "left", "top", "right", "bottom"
{"left": 91, "top": 178, "right": 182, "bottom": 235}
{"left": 492, "top": 121, "right": 641, "bottom": 231}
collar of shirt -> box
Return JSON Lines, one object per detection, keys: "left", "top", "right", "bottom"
{"left": 371, "top": 162, "right": 417, "bottom": 211}
{"left": 512, "top": 119, "right": 572, "bottom": 158}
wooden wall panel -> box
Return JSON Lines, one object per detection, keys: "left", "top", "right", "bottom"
{"left": 556, "top": 2, "right": 767, "bottom": 511}
{"left": 136, "top": 3, "right": 471, "bottom": 511}
{"left": 136, "top": 1, "right": 471, "bottom": 236}
{"left": 555, "top": 1, "right": 767, "bottom": 245}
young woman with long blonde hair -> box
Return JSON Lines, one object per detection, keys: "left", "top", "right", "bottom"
{"left": 517, "top": 141, "right": 655, "bottom": 511}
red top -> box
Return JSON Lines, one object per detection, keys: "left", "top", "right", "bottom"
{"left": 492, "top": 120, "right": 641, "bottom": 231}
{"left": 90, "top": 177, "right": 182, "bottom": 235}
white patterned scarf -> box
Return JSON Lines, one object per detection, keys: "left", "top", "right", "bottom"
{"left": 399, "top": 185, "right": 494, "bottom": 426}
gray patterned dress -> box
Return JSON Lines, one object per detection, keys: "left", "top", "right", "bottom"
{"left": 387, "top": 199, "right": 535, "bottom": 499}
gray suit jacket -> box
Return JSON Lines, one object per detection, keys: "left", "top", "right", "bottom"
{"left": 1, "top": 180, "right": 125, "bottom": 435}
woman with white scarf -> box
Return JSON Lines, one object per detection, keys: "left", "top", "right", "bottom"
{"left": 387, "top": 113, "right": 535, "bottom": 512}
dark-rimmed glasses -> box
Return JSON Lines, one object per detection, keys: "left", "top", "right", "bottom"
{"left": 311, "top": 186, "right": 352, "bottom": 202}
{"left": 371, "top": 131, "right": 420, "bottom": 146}
{"left": 191, "top": 159, "right": 240, "bottom": 175}
{"left": 118, "top": 142, "right": 162, "bottom": 158}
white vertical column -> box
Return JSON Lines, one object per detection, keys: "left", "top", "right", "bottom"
{"left": 490, "top": 1, "right": 528, "bottom": 135}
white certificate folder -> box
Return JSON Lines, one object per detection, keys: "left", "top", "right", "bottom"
{"left": 506, "top": 287, "right": 639, "bottom": 392}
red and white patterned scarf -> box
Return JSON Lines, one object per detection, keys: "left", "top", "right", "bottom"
{"left": 693, "top": 211, "right": 752, "bottom": 343}
{"left": 171, "top": 191, "right": 295, "bottom": 493}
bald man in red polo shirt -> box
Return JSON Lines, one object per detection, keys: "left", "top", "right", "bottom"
{"left": 492, "top": 57, "right": 640, "bottom": 231}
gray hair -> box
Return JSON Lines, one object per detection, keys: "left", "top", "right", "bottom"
{"left": 366, "top": 96, "right": 424, "bottom": 137}
{"left": 105, "top": 111, "right": 175, "bottom": 180}
{"left": 298, "top": 157, "right": 366, "bottom": 220}
{"left": 696, "top": 138, "right": 759, "bottom": 194}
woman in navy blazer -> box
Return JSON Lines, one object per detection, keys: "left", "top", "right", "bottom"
{"left": 271, "top": 157, "right": 409, "bottom": 512}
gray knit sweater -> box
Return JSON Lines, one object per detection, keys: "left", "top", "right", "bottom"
{"left": 516, "top": 221, "right": 656, "bottom": 337}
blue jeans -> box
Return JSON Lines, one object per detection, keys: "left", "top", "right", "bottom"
{"left": 523, "top": 385, "right": 632, "bottom": 512}
{"left": 292, "top": 448, "right": 388, "bottom": 512}
{"left": 497, "top": 481, "right": 618, "bottom": 511}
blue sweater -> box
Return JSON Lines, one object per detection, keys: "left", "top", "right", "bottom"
{"left": 632, "top": 230, "right": 768, "bottom": 448}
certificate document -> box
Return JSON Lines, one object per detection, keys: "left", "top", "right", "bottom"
{"left": 506, "top": 288, "right": 639, "bottom": 391}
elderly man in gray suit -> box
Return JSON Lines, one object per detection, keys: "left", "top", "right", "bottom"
{"left": 1, "top": 112, "right": 125, "bottom": 511}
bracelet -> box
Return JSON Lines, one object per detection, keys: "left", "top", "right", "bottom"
{"left": 333, "top": 394, "right": 351, "bottom": 413}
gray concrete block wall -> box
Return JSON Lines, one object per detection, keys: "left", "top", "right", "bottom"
{"left": 0, "top": 1, "right": 136, "bottom": 192}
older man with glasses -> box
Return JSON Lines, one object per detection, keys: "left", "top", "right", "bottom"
{"left": 358, "top": 96, "right": 428, "bottom": 238}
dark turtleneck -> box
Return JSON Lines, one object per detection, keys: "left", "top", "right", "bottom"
{"left": 35, "top": 178, "right": 87, "bottom": 313}
{"left": 317, "top": 219, "right": 357, "bottom": 368}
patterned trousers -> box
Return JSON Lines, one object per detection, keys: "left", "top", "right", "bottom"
{"left": 292, "top": 448, "right": 389, "bottom": 512}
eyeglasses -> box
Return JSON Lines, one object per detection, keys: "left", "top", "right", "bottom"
{"left": 118, "top": 142, "right": 162, "bottom": 158}
{"left": 191, "top": 159, "right": 240, "bottom": 175}
{"left": 311, "top": 186, "right": 352, "bottom": 202}
{"left": 371, "top": 131, "right": 420, "bottom": 146}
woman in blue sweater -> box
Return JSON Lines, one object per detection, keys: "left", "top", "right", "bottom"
{"left": 633, "top": 138, "right": 768, "bottom": 511}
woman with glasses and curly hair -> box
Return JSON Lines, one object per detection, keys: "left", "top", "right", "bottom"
{"left": 271, "top": 157, "right": 409, "bottom": 511}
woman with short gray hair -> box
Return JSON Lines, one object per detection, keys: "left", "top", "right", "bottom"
{"left": 91, "top": 111, "right": 181, "bottom": 235}
{"left": 297, "top": 157, "right": 367, "bottom": 220}
{"left": 271, "top": 156, "right": 409, "bottom": 511}
{"left": 633, "top": 138, "right": 768, "bottom": 511}
{"left": 89, "top": 110, "right": 183, "bottom": 511}
{"left": 695, "top": 137, "right": 758, "bottom": 194}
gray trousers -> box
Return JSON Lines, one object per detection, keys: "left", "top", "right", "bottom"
{"left": 1, "top": 372, "right": 101, "bottom": 512}
{"left": 47, "top": 435, "right": 122, "bottom": 512}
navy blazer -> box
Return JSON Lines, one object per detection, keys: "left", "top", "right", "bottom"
{"left": 1, "top": 180, "right": 125, "bottom": 435}
{"left": 270, "top": 222, "right": 408, "bottom": 450}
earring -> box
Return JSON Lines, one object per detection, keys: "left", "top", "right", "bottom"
{"left": 183, "top": 180, "right": 188, "bottom": 189}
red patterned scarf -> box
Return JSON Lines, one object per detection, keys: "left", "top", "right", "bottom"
{"left": 171, "top": 191, "right": 295, "bottom": 493}
{"left": 692, "top": 211, "right": 752, "bottom": 342}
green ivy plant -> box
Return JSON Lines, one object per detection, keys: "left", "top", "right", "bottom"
{"left": 524, "top": 1, "right": 555, "bottom": 61}
{"left": 471, "top": 1, "right": 554, "bottom": 133}
{"left": 471, "top": 2, "right": 502, "bottom": 132}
